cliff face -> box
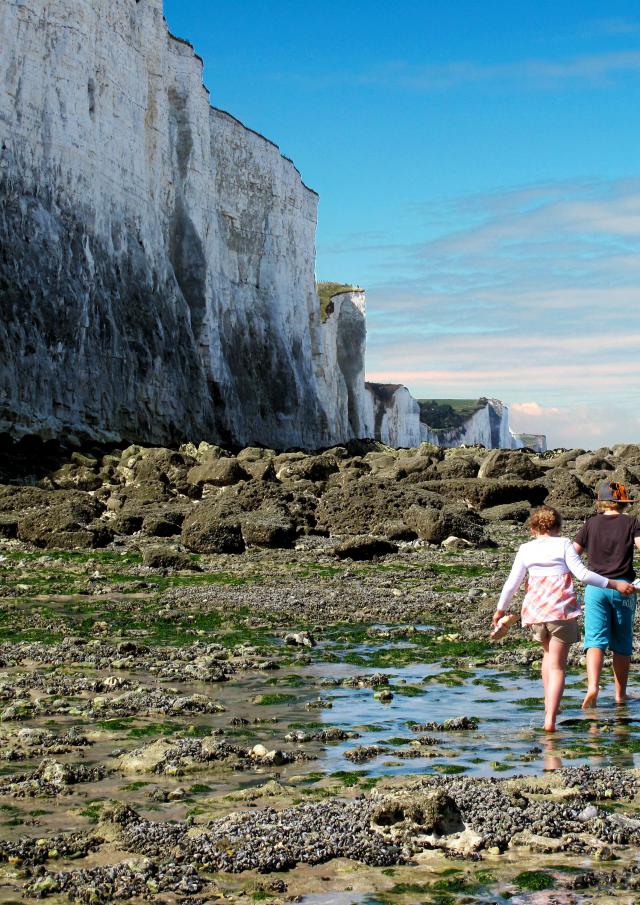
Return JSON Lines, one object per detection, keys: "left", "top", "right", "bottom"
{"left": 0, "top": 0, "right": 349, "bottom": 448}
{"left": 364, "top": 383, "right": 421, "bottom": 448}
{"left": 364, "top": 389, "right": 546, "bottom": 451}
{"left": 319, "top": 291, "right": 367, "bottom": 440}
{"left": 419, "top": 399, "right": 512, "bottom": 448}
{"left": 511, "top": 432, "right": 548, "bottom": 453}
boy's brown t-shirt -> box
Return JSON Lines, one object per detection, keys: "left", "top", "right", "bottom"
{"left": 574, "top": 513, "right": 640, "bottom": 581}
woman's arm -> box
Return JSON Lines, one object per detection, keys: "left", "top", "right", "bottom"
{"left": 495, "top": 549, "right": 527, "bottom": 615}
{"left": 564, "top": 541, "right": 634, "bottom": 594}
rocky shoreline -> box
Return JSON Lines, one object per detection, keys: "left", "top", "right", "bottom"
{"left": 1, "top": 438, "right": 640, "bottom": 903}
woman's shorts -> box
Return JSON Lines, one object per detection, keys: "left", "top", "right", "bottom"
{"left": 583, "top": 584, "right": 636, "bottom": 656}
{"left": 530, "top": 618, "right": 580, "bottom": 645}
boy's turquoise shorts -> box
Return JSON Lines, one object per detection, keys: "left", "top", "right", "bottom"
{"left": 583, "top": 584, "right": 637, "bottom": 656}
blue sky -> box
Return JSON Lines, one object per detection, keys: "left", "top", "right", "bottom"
{"left": 163, "top": 1, "right": 640, "bottom": 448}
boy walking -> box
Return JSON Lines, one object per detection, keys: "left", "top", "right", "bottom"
{"left": 574, "top": 482, "right": 640, "bottom": 708}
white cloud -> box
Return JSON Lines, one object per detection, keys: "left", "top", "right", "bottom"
{"left": 354, "top": 51, "right": 640, "bottom": 92}
{"left": 356, "top": 177, "right": 640, "bottom": 447}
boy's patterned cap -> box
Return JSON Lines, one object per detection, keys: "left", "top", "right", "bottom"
{"left": 597, "top": 481, "right": 637, "bottom": 503}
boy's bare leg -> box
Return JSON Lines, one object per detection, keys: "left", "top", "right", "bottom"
{"left": 582, "top": 647, "right": 604, "bottom": 708}
{"left": 613, "top": 653, "right": 631, "bottom": 704}
{"left": 545, "top": 637, "right": 569, "bottom": 732}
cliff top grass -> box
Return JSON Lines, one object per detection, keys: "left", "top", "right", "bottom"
{"left": 317, "top": 282, "right": 360, "bottom": 322}
{"left": 417, "top": 398, "right": 486, "bottom": 431}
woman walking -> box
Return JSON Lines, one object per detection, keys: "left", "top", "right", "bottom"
{"left": 493, "top": 505, "right": 634, "bottom": 731}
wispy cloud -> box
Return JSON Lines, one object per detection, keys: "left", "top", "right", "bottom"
{"left": 356, "top": 176, "right": 640, "bottom": 447}
{"left": 355, "top": 51, "right": 640, "bottom": 92}
{"left": 582, "top": 18, "right": 640, "bottom": 37}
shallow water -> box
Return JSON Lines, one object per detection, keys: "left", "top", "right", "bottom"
{"left": 3, "top": 603, "right": 640, "bottom": 905}
{"left": 308, "top": 657, "right": 640, "bottom": 777}
{"left": 3, "top": 626, "right": 640, "bottom": 844}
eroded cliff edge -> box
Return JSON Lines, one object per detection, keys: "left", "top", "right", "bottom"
{"left": 0, "top": 0, "right": 361, "bottom": 449}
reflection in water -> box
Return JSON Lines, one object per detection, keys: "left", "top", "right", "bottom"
{"left": 543, "top": 735, "right": 563, "bottom": 771}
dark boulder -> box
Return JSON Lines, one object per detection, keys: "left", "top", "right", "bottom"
{"left": 181, "top": 507, "right": 245, "bottom": 554}
{"left": 240, "top": 512, "right": 297, "bottom": 548}
{"left": 420, "top": 479, "right": 547, "bottom": 510}
{"left": 478, "top": 449, "right": 545, "bottom": 481}
{"left": 334, "top": 536, "right": 399, "bottom": 560}
{"left": 405, "top": 503, "right": 490, "bottom": 546}
{"left": 142, "top": 513, "right": 184, "bottom": 537}
{"left": 51, "top": 464, "right": 102, "bottom": 491}
{"left": 112, "top": 513, "right": 144, "bottom": 535}
{"left": 276, "top": 455, "right": 339, "bottom": 483}
{"left": 186, "top": 458, "right": 250, "bottom": 488}
{"left": 481, "top": 501, "right": 531, "bottom": 523}
{"left": 142, "top": 547, "right": 197, "bottom": 570}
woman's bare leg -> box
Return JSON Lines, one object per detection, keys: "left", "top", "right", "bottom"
{"left": 541, "top": 637, "right": 550, "bottom": 708}
{"left": 544, "top": 637, "right": 570, "bottom": 732}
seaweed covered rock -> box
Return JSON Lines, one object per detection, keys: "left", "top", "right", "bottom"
{"left": 371, "top": 789, "right": 464, "bottom": 838}
{"left": 186, "top": 458, "right": 250, "bottom": 489}
{"left": 478, "top": 449, "right": 546, "bottom": 481}
{"left": 181, "top": 509, "right": 245, "bottom": 554}
{"left": 240, "top": 512, "right": 297, "bottom": 548}
{"left": 142, "top": 547, "right": 196, "bottom": 570}
{"left": 15, "top": 491, "right": 109, "bottom": 549}
{"left": 334, "top": 536, "right": 399, "bottom": 560}
{"left": 405, "top": 503, "right": 490, "bottom": 546}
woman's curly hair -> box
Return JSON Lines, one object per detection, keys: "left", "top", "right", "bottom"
{"left": 529, "top": 505, "right": 562, "bottom": 534}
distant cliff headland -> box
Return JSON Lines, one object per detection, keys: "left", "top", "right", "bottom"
{"left": 0, "top": 0, "right": 544, "bottom": 452}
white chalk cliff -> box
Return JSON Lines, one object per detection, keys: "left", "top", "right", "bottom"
{"left": 419, "top": 399, "right": 512, "bottom": 448}
{"left": 364, "top": 384, "right": 422, "bottom": 448}
{"left": 0, "top": 0, "right": 547, "bottom": 453}
{"left": 363, "top": 390, "right": 547, "bottom": 451}
{"left": 0, "top": 0, "right": 366, "bottom": 449}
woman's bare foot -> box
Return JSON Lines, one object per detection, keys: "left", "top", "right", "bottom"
{"left": 582, "top": 688, "right": 599, "bottom": 709}
{"left": 544, "top": 721, "right": 556, "bottom": 732}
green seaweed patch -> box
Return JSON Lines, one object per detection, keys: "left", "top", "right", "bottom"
{"left": 513, "top": 870, "right": 555, "bottom": 891}
{"left": 474, "top": 869, "right": 496, "bottom": 884}
{"left": 96, "top": 718, "right": 135, "bottom": 731}
{"left": 341, "top": 637, "right": 492, "bottom": 669}
{"left": 189, "top": 783, "right": 212, "bottom": 794}
{"left": 388, "top": 882, "right": 432, "bottom": 894}
{"left": 122, "top": 781, "right": 150, "bottom": 791}
{"left": 295, "top": 772, "right": 325, "bottom": 785}
{"left": 128, "top": 721, "right": 179, "bottom": 738}
{"left": 471, "top": 677, "right": 504, "bottom": 691}
{"left": 253, "top": 693, "right": 297, "bottom": 706}
{"left": 79, "top": 801, "right": 104, "bottom": 824}
{"left": 432, "top": 876, "right": 472, "bottom": 892}
{"left": 433, "top": 764, "right": 468, "bottom": 775}
{"left": 391, "top": 684, "right": 424, "bottom": 697}
{"left": 330, "top": 770, "right": 369, "bottom": 786}
{"left": 266, "top": 674, "right": 306, "bottom": 688}
{"left": 430, "top": 563, "right": 493, "bottom": 578}
{"left": 514, "top": 696, "right": 543, "bottom": 710}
